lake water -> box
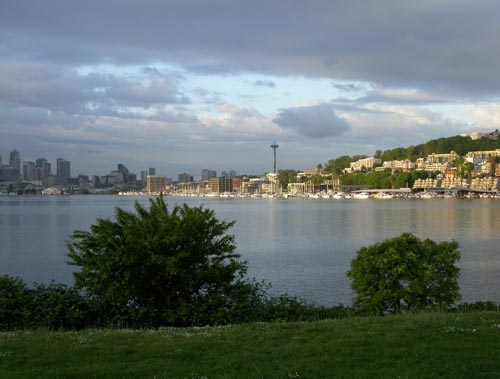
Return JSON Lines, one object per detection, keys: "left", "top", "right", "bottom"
{"left": 1, "top": 195, "right": 499, "bottom": 306}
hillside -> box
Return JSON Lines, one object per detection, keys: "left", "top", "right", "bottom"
{"left": 323, "top": 130, "right": 500, "bottom": 174}
{"left": 377, "top": 130, "right": 500, "bottom": 162}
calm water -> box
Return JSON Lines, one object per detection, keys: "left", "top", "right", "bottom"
{"left": 1, "top": 195, "right": 500, "bottom": 306}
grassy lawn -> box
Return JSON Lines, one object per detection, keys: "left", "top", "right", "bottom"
{"left": 1, "top": 311, "right": 499, "bottom": 379}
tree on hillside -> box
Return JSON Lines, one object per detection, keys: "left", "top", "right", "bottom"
{"left": 348, "top": 233, "right": 461, "bottom": 315}
{"left": 67, "top": 196, "right": 261, "bottom": 326}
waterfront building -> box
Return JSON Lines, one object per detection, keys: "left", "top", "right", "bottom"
{"left": 56, "top": 158, "right": 71, "bottom": 186}
{"left": 471, "top": 177, "right": 499, "bottom": 190}
{"left": 288, "top": 182, "right": 306, "bottom": 194}
{"left": 413, "top": 178, "right": 440, "bottom": 189}
{"left": 210, "top": 177, "right": 233, "bottom": 193}
{"left": 146, "top": 175, "right": 166, "bottom": 193}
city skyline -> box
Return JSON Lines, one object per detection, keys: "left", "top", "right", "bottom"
{"left": 2, "top": 2, "right": 500, "bottom": 178}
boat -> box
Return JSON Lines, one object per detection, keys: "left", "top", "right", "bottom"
{"left": 419, "top": 191, "right": 436, "bottom": 199}
{"left": 353, "top": 192, "right": 370, "bottom": 199}
{"left": 332, "top": 192, "right": 344, "bottom": 199}
{"left": 375, "top": 192, "right": 393, "bottom": 199}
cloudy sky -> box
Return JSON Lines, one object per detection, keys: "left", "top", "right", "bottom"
{"left": 1, "top": 0, "right": 500, "bottom": 179}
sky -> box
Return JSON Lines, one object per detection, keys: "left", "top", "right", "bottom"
{"left": 2, "top": 0, "right": 500, "bottom": 179}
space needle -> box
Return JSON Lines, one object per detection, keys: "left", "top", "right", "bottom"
{"left": 270, "top": 141, "right": 279, "bottom": 174}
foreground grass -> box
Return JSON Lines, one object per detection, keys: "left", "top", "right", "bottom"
{"left": 1, "top": 311, "right": 499, "bottom": 379}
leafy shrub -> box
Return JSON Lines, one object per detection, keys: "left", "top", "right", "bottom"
{"left": 27, "top": 282, "right": 92, "bottom": 330}
{"left": 66, "top": 196, "right": 263, "bottom": 327}
{"left": 0, "top": 275, "right": 30, "bottom": 329}
{"left": 348, "top": 233, "right": 461, "bottom": 315}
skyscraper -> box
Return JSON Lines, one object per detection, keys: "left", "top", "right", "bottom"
{"left": 9, "top": 149, "right": 21, "bottom": 174}
{"left": 117, "top": 163, "right": 130, "bottom": 183}
{"left": 201, "top": 169, "right": 217, "bottom": 181}
{"left": 56, "top": 158, "right": 71, "bottom": 186}
{"left": 35, "top": 158, "right": 51, "bottom": 180}
{"left": 22, "top": 161, "right": 36, "bottom": 181}
{"left": 149, "top": 167, "right": 156, "bottom": 176}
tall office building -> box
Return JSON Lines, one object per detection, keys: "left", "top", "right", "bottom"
{"left": 9, "top": 149, "right": 21, "bottom": 174}
{"left": 56, "top": 158, "right": 71, "bottom": 186}
{"left": 178, "top": 172, "right": 193, "bottom": 183}
{"left": 35, "top": 158, "right": 51, "bottom": 180}
{"left": 117, "top": 163, "right": 130, "bottom": 183}
{"left": 148, "top": 167, "right": 156, "bottom": 176}
{"left": 141, "top": 170, "right": 148, "bottom": 184}
{"left": 22, "top": 161, "right": 36, "bottom": 181}
{"left": 201, "top": 169, "right": 217, "bottom": 181}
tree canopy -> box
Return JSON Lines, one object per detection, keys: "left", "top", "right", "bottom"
{"left": 348, "top": 233, "right": 461, "bottom": 315}
{"left": 67, "top": 196, "right": 259, "bottom": 327}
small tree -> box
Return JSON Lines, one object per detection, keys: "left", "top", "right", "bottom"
{"left": 348, "top": 233, "right": 461, "bottom": 315}
{"left": 67, "top": 196, "right": 258, "bottom": 327}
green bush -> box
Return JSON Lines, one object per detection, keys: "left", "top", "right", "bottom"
{"left": 348, "top": 233, "right": 461, "bottom": 315}
{"left": 66, "top": 196, "right": 264, "bottom": 327}
{"left": 0, "top": 275, "right": 30, "bottom": 329}
{"left": 27, "top": 282, "right": 92, "bottom": 330}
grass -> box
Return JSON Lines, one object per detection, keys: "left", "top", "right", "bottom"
{"left": 1, "top": 310, "right": 499, "bottom": 378}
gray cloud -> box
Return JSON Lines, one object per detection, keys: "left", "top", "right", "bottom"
{"left": 273, "top": 103, "right": 351, "bottom": 139}
{"left": 0, "top": 63, "right": 190, "bottom": 115}
{"left": 2, "top": 1, "right": 500, "bottom": 177}
{"left": 333, "top": 83, "right": 363, "bottom": 92}
{"left": 254, "top": 80, "right": 276, "bottom": 88}
{"left": 2, "top": 1, "right": 500, "bottom": 97}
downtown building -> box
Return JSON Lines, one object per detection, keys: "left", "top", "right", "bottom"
{"left": 56, "top": 158, "right": 71, "bottom": 186}
{"left": 146, "top": 175, "right": 166, "bottom": 194}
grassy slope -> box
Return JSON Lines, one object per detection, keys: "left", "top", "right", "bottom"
{"left": 1, "top": 311, "right": 499, "bottom": 379}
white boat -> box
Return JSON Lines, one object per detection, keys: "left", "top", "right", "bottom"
{"left": 419, "top": 191, "right": 436, "bottom": 199}
{"left": 332, "top": 192, "right": 344, "bottom": 199}
{"left": 353, "top": 192, "right": 370, "bottom": 199}
{"left": 375, "top": 192, "right": 393, "bottom": 199}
